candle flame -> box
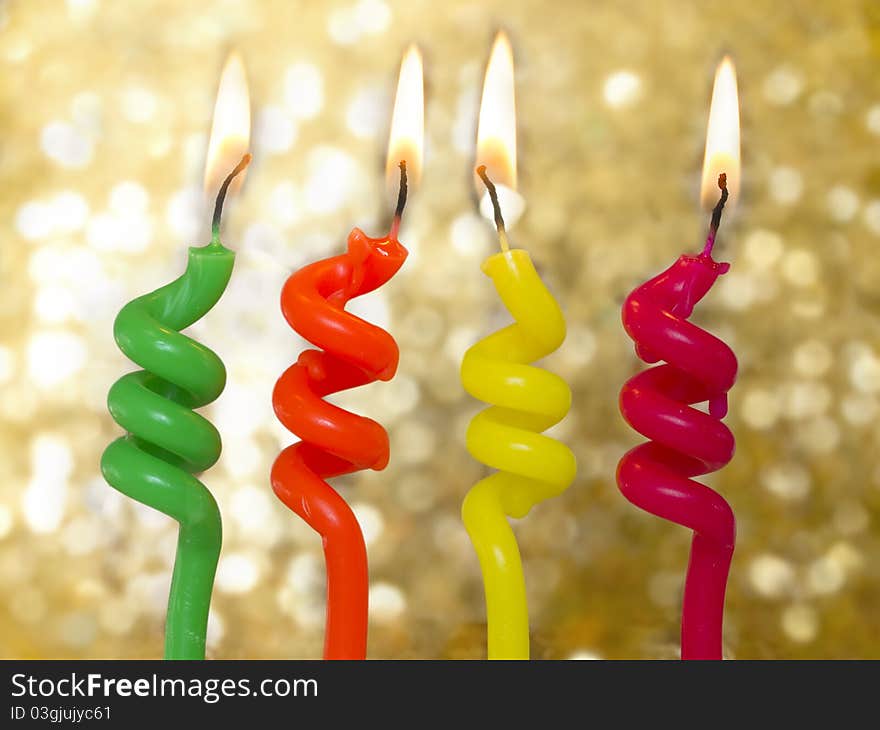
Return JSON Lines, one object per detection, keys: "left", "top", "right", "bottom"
{"left": 700, "top": 56, "right": 740, "bottom": 212}
{"left": 204, "top": 51, "right": 251, "bottom": 197}
{"left": 476, "top": 31, "right": 516, "bottom": 193}
{"left": 386, "top": 44, "right": 424, "bottom": 192}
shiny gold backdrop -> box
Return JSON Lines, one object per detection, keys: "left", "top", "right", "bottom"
{"left": 1, "top": 0, "right": 879, "bottom": 659}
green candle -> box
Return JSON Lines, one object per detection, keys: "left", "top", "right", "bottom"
{"left": 101, "top": 155, "right": 250, "bottom": 660}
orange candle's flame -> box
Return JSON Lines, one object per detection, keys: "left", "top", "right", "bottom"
{"left": 386, "top": 44, "right": 424, "bottom": 194}
{"left": 205, "top": 51, "right": 251, "bottom": 198}
{"left": 700, "top": 56, "right": 740, "bottom": 213}
{"left": 476, "top": 31, "right": 516, "bottom": 194}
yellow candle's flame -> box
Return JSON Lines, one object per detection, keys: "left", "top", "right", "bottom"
{"left": 386, "top": 44, "right": 424, "bottom": 193}
{"left": 700, "top": 56, "right": 740, "bottom": 213}
{"left": 204, "top": 51, "right": 251, "bottom": 198}
{"left": 475, "top": 30, "right": 517, "bottom": 194}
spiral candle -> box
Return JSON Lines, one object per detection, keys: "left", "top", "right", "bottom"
{"left": 617, "top": 177, "right": 738, "bottom": 660}
{"left": 461, "top": 168, "right": 576, "bottom": 659}
{"left": 101, "top": 156, "right": 249, "bottom": 660}
{"left": 271, "top": 165, "right": 409, "bottom": 660}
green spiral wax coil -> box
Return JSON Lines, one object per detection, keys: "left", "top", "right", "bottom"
{"left": 101, "top": 156, "right": 247, "bottom": 660}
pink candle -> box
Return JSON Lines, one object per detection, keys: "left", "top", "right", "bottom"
{"left": 617, "top": 55, "right": 741, "bottom": 661}
{"left": 618, "top": 175, "right": 737, "bottom": 659}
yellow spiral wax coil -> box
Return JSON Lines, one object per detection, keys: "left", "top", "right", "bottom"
{"left": 461, "top": 248, "right": 577, "bottom": 659}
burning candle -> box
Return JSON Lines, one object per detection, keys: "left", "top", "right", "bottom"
{"left": 101, "top": 53, "right": 251, "bottom": 660}
{"left": 616, "top": 57, "right": 741, "bottom": 660}
{"left": 461, "top": 32, "right": 576, "bottom": 660}
{"left": 270, "top": 45, "right": 424, "bottom": 660}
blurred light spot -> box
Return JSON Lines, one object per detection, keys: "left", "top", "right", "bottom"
{"left": 355, "top": 0, "right": 391, "bottom": 33}
{"left": 35, "top": 285, "right": 77, "bottom": 324}
{"left": 351, "top": 502, "right": 384, "bottom": 546}
{"left": 826, "top": 185, "right": 859, "bottom": 223}
{"left": 98, "top": 598, "right": 136, "bottom": 636}
{"left": 67, "top": 0, "right": 98, "bottom": 19}
{"left": 0, "top": 346, "right": 13, "bottom": 385}
{"left": 348, "top": 289, "right": 390, "bottom": 332}
{"left": 749, "top": 554, "right": 795, "bottom": 599}
{"left": 864, "top": 200, "right": 880, "bottom": 235}
{"left": 718, "top": 271, "right": 758, "bottom": 310}
{"left": 850, "top": 350, "right": 880, "bottom": 393}
{"left": 278, "top": 554, "right": 325, "bottom": 629}
{"left": 304, "top": 147, "right": 357, "bottom": 214}
{"left": 120, "top": 86, "right": 157, "bottom": 123}
{"left": 16, "top": 193, "right": 89, "bottom": 241}
{"left": 445, "top": 326, "right": 478, "bottom": 362}
{"left": 769, "top": 166, "right": 803, "bottom": 205}
{"left": 220, "top": 436, "right": 265, "bottom": 481}
{"left": 22, "top": 433, "right": 73, "bottom": 533}
{"left": 783, "top": 381, "right": 831, "bottom": 419}
{"left": 70, "top": 91, "right": 102, "bottom": 133}
{"left": 347, "top": 84, "right": 387, "bottom": 138}
{"left": 369, "top": 582, "right": 405, "bottom": 623}
{"left": 27, "top": 331, "right": 87, "bottom": 387}
{"left": 62, "top": 516, "right": 101, "bottom": 555}
{"left": 327, "top": 8, "right": 360, "bottom": 45}
{"left": 797, "top": 416, "right": 840, "bottom": 453}
{"left": 87, "top": 211, "right": 153, "bottom": 253}
{"left": 743, "top": 229, "right": 783, "bottom": 269}
{"left": 284, "top": 63, "right": 324, "bottom": 120}
{"left": 55, "top": 193, "right": 90, "bottom": 235}
{"left": 256, "top": 105, "right": 297, "bottom": 154}
{"left": 565, "top": 326, "right": 598, "bottom": 366}
{"left": 780, "top": 249, "right": 818, "bottom": 287}
{"left": 603, "top": 70, "right": 641, "bottom": 108}
{"left": 781, "top": 604, "right": 818, "bottom": 643}
{"left": 741, "top": 387, "right": 781, "bottom": 430}
{"left": 808, "top": 90, "right": 842, "bottom": 116}
{"left": 827, "top": 542, "right": 863, "bottom": 574}
{"left": 269, "top": 181, "right": 303, "bottom": 228}
{"left": 793, "top": 340, "right": 832, "bottom": 378}
{"left": 0, "top": 504, "right": 13, "bottom": 538}
{"left": 380, "top": 375, "right": 420, "bottom": 417}
{"left": 242, "top": 221, "right": 285, "bottom": 265}
{"left": 841, "top": 393, "right": 877, "bottom": 426}
{"left": 761, "top": 462, "right": 811, "bottom": 500}
{"left": 166, "top": 186, "right": 203, "bottom": 241}
{"left": 207, "top": 609, "right": 225, "bottom": 649}
{"left": 450, "top": 213, "right": 491, "bottom": 257}
{"left": 41, "top": 120, "right": 93, "bottom": 168}
{"left": 230, "top": 484, "right": 273, "bottom": 535}
{"left": 867, "top": 105, "right": 880, "bottom": 135}
{"left": 568, "top": 650, "right": 602, "bottom": 660}
{"left": 806, "top": 555, "right": 844, "bottom": 595}
{"left": 762, "top": 66, "right": 804, "bottom": 105}
{"left": 56, "top": 612, "right": 98, "bottom": 648}
{"left": 109, "top": 181, "right": 149, "bottom": 215}
{"left": 216, "top": 552, "right": 260, "bottom": 594}
{"left": 394, "top": 420, "right": 435, "bottom": 464}
{"left": 215, "top": 382, "right": 269, "bottom": 438}
{"left": 16, "top": 201, "right": 53, "bottom": 240}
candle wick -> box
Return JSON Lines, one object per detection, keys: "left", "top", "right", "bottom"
{"left": 211, "top": 153, "right": 252, "bottom": 242}
{"left": 476, "top": 165, "right": 510, "bottom": 253}
{"left": 702, "top": 172, "right": 729, "bottom": 257}
{"left": 390, "top": 160, "right": 408, "bottom": 241}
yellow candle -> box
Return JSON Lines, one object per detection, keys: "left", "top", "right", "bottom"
{"left": 461, "top": 169, "right": 576, "bottom": 659}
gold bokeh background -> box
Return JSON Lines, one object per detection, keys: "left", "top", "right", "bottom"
{"left": 1, "top": 0, "right": 879, "bottom": 659}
